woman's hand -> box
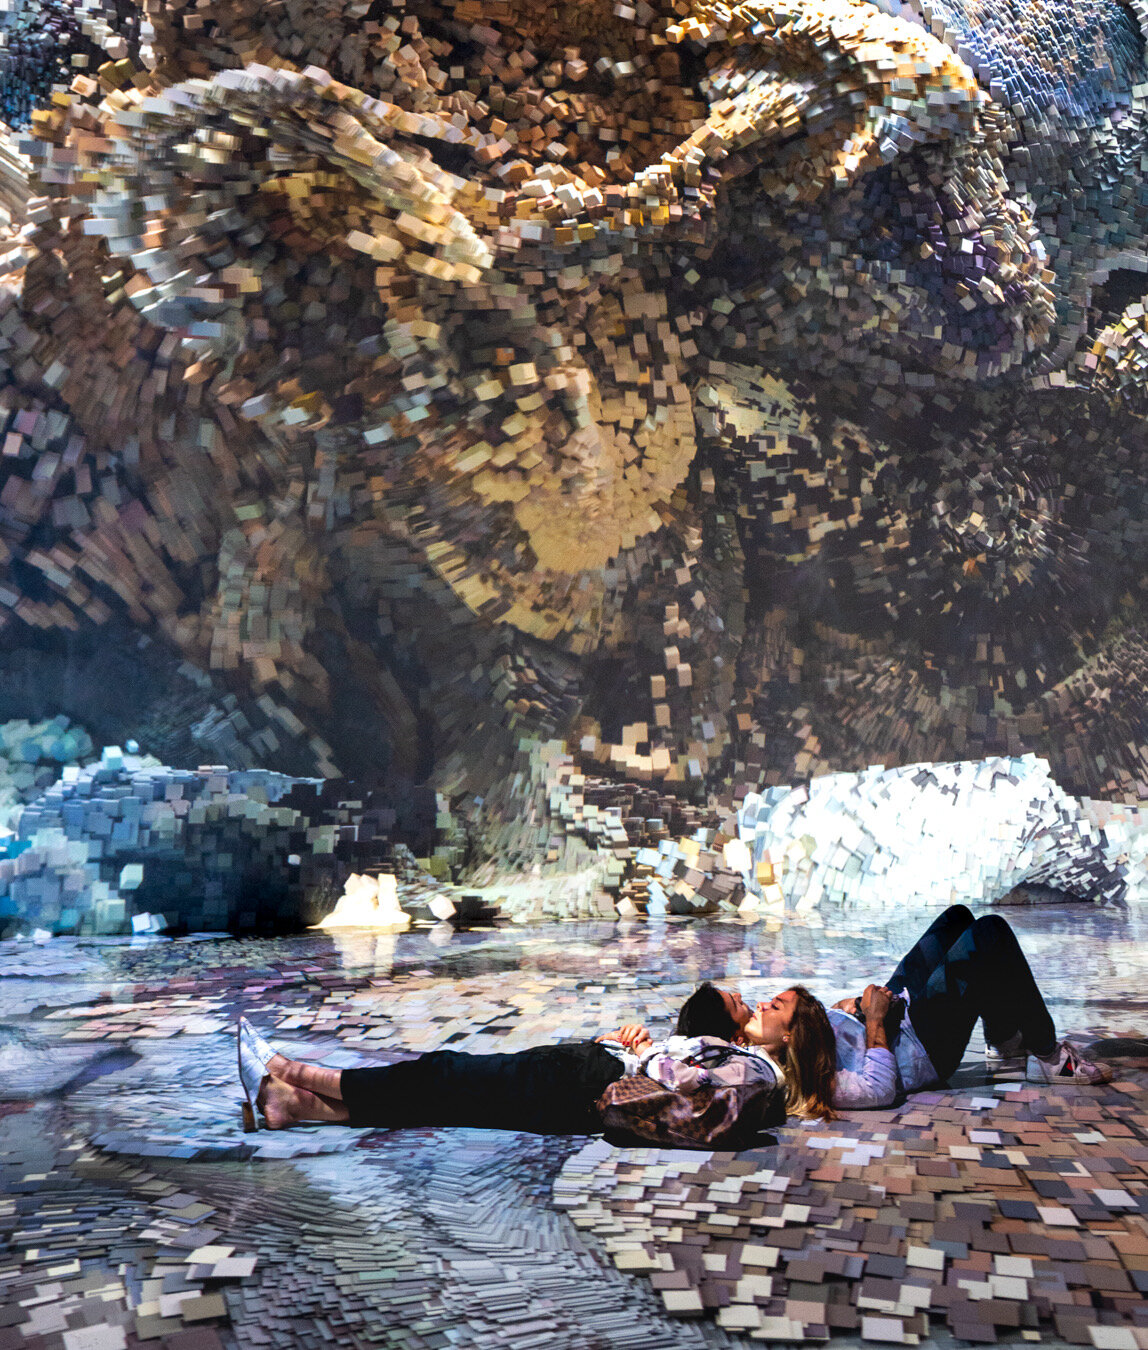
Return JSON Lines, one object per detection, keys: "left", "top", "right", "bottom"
{"left": 597, "top": 1024, "right": 653, "bottom": 1052}
{"left": 832, "top": 996, "right": 863, "bottom": 1017}
{"left": 859, "top": 984, "right": 893, "bottom": 1022}
{"left": 620, "top": 1024, "right": 653, "bottom": 1052}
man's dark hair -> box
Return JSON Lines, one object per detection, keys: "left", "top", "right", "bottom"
{"left": 675, "top": 981, "right": 738, "bottom": 1040}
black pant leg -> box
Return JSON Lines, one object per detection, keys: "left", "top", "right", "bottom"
{"left": 968, "top": 916, "right": 1057, "bottom": 1054}
{"left": 886, "top": 904, "right": 976, "bottom": 1001}
{"left": 904, "top": 914, "right": 1057, "bottom": 1081}
{"left": 339, "top": 1041, "right": 625, "bottom": 1135}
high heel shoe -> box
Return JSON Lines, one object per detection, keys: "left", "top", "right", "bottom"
{"left": 237, "top": 1021, "right": 269, "bottom": 1132}
{"left": 239, "top": 1016, "right": 277, "bottom": 1071}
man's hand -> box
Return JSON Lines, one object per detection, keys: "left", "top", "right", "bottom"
{"left": 596, "top": 1024, "right": 653, "bottom": 1053}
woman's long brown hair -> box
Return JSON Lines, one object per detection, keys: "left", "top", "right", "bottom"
{"left": 779, "top": 985, "right": 838, "bottom": 1121}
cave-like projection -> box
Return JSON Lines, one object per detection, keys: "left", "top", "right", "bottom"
{"left": 0, "top": 0, "right": 1145, "bottom": 932}
{"left": 7, "top": 4, "right": 1148, "bottom": 1347}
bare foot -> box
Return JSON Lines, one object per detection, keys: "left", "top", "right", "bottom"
{"left": 256, "top": 1073, "right": 351, "bottom": 1128}
{"left": 256, "top": 1074, "right": 301, "bottom": 1129}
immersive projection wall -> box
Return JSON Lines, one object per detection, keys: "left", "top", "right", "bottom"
{"left": 2, "top": 0, "right": 1148, "bottom": 930}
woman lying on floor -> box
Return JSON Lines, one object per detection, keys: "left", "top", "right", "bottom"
{"left": 666, "top": 904, "right": 1110, "bottom": 1111}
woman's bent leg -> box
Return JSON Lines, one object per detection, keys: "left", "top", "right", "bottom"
{"left": 901, "top": 914, "right": 1057, "bottom": 1081}
{"left": 965, "top": 916, "right": 1057, "bottom": 1055}
{"left": 886, "top": 904, "right": 976, "bottom": 1002}
{"left": 340, "top": 1041, "right": 625, "bottom": 1134}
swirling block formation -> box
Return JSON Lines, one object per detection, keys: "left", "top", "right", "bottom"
{"left": 2, "top": 0, "right": 1148, "bottom": 851}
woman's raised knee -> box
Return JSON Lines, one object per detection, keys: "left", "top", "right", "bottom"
{"left": 970, "top": 913, "right": 1013, "bottom": 941}
{"left": 941, "top": 903, "right": 975, "bottom": 926}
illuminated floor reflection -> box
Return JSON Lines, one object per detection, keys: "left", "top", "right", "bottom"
{"left": 3, "top": 904, "right": 1147, "bottom": 1348}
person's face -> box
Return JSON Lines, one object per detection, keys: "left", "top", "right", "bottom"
{"left": 740, "top": 988, "right": 799, "bottom": 1055}
{"left": 717, "top": 988, "right": 754, "bottom": 1037}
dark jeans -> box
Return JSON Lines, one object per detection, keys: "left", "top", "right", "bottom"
{"left": 339, "top": 1039, "right": 625, "bottom": 1135}
{"left": 886, "top": 905, "right": 1057, "bottom": 1082}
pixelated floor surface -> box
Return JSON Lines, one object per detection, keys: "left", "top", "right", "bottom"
{"left": 4, "top": 904, "right": 1148, "bottom": 1350}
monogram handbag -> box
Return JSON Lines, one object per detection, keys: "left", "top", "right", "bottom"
{"left": 595, "top": 1073, "right": 786, "bottom": 1150}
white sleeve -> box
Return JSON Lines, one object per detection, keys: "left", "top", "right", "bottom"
{"left": 833, "top": 1047, "right": 898, "bottom": 1109}
{"left": 596, "top": 1039, "right": 644, "bottom": 1076}
{"left": 637, "top": 1036, "right": 711, "bottom": 1093}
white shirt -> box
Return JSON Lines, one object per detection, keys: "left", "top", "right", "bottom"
{"left": 829, "top": 1005, "right": 938, "bottom": 1109}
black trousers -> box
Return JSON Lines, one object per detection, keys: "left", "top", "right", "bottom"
{"left": 886, "top": 904, "right": 1058, "bottom": 1082}
{"left": 339, "top": 1039, "right": 626, "bottom": 1134}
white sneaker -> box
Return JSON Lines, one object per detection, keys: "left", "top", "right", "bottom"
{"left": 985, "top": 1032, "right": 1026, "bottom": 1078}
{"left": 1026, "top": 1042, "right": 1112, "bottom": 1085}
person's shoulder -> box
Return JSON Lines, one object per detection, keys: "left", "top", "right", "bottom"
{"left": 828, "top": 1008, "right": 865, "bottom": 1042}
{"left": 667, "top": 1034, "right": 728, "bottom": 1058}
{"left": 669, "top": 1035, "right": 754, "bottom": 1063}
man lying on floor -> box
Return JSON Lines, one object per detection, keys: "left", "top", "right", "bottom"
{"left": 237, "top": 998, "right": 791, "bottom": 1150}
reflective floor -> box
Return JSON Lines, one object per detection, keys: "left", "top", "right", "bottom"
{"left": 3, "top": 904, "right": 1148, "bottom": 1349}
